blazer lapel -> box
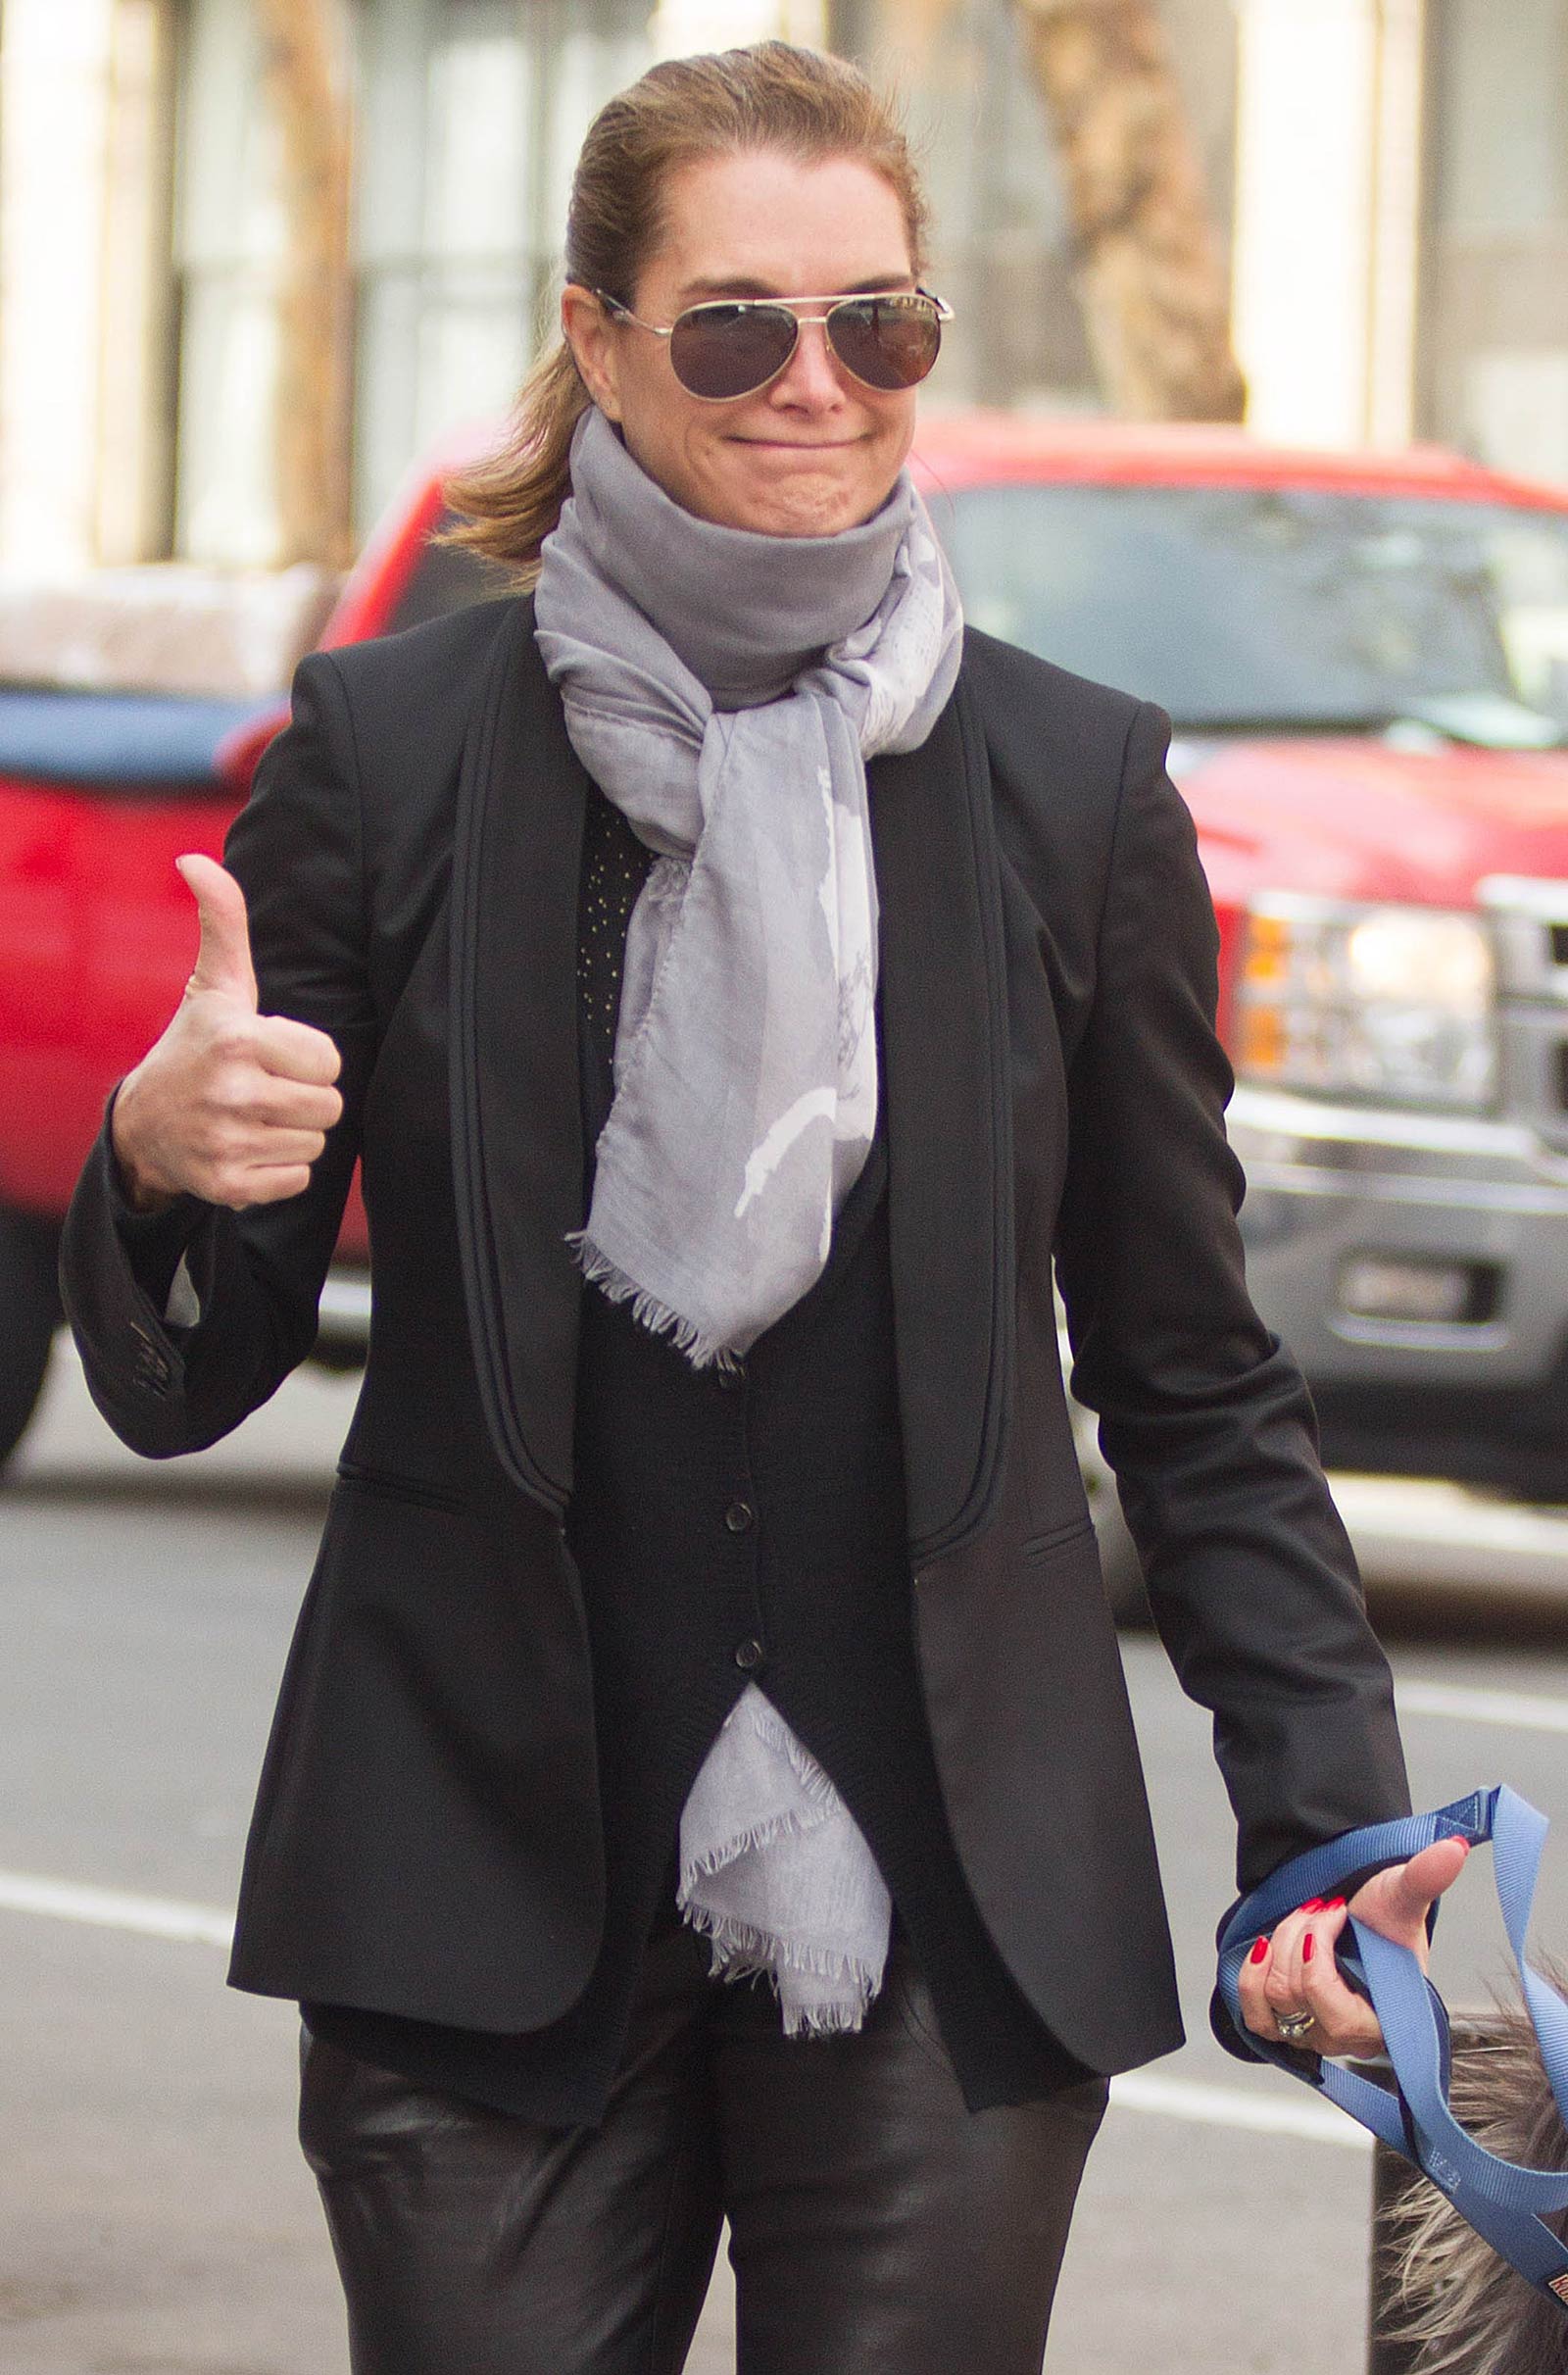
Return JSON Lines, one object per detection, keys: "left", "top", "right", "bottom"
{"left": 872, "top": 667, "right": 1015, "bottom": 1567}
{"left": 449, "top": 600, "right": 588, "bottom": 1515}
{"left": 448, "top": 611, "right": 1015, "bottom": 1549}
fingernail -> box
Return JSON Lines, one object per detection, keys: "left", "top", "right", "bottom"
{"left": 1249, "top": 1937, "right": 1269, "bottom": 1965}
{"left": 1302, "top": 1933, "right": 1316, "bottom": 1964}
{"left": 1300, "top": 1898, "right": 1325, "bottom": 1913}
{"left": 1324, "top": 1897, "right": 1346, "bottom": 1910}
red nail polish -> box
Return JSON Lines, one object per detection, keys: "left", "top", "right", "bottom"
{"left": 1300, "top": 1898, "right": 1325, "bottom": 1913}
{"left": 1249, "top": 1937, "right": 1269, "bottom": 1964}
{"left": 1325, "top": 1897, "right": 1346, "bottom": 1910}
{"left": 1302, "top": 1933, "right": 1316, "bottom": 1964}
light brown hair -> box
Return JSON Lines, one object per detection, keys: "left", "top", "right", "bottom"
{"left": 441, "top": 41, "right": 929, "bottom": 581}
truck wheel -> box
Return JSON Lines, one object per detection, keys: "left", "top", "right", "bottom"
{"left": 1092, "top": 1492, "right": 1152, "bottom": 1627}
{"left": 1065, "top": 1364, "right": 1153, "bottom": 1627}
{"left": 0, "top": 1210, "right": 61, "bottom": 1470}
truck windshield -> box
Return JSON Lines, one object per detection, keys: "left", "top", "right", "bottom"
{"left": 939, "top": 483, "right": 1568, "bottom": 741}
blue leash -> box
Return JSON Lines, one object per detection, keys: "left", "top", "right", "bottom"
{"left": 1218, "top": 1786, "right": 1568, "bottom": 2313}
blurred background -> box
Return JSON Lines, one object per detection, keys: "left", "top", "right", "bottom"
{"left": 2, "top": 0, "right": 1564, "bottom": 581}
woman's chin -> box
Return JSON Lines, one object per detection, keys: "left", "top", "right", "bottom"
{"left": 712, "top": 464, "right": 889, "bottom": 540}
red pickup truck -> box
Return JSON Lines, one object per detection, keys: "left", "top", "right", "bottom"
{"left": 8, "top": 415, "right": 1568, "bottom": 1530}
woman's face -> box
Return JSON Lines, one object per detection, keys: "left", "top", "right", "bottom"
{"left": 563, "top": 149, "right": 920, "bottom": 538}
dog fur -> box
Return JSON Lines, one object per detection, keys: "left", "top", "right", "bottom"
{"left": 1378, "top": 1959, "right": 1568, "bottom": 2374}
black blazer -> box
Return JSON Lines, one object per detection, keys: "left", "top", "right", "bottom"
{"left": 61, "top": 595, "right": 1409, "bottom": 2078}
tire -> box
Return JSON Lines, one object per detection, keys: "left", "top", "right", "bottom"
{"left": 0, "top": 1209, "right": 62, "bottom": 1471}
{"left": 1091, "top": 1490, "right": 1152, "bottom": 1628}
{"left": 1062, "top": 1341, "right": 1153, "bottom": 1628}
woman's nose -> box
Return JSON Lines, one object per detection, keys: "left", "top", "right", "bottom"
{"left": 767, "top": 316, "right": 849, "bottom": 407}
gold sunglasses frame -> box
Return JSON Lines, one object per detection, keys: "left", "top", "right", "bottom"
{"left": 592, "top": 287, "right": 955, "bottom": 400}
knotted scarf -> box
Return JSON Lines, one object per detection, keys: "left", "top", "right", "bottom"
{"left": 534, "top": 403, "right": 963, "bottom": 2032}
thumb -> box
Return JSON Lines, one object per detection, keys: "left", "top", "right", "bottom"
{"left": 1355, "top": 1836, "right": 1470, "bottom": 1941}
{"left": 176, "top": 854, "right": 257, "bottom": 1011}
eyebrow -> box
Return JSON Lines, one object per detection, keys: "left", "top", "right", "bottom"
{"left": 674, "top": 272, "right": 917, "bottom": 302}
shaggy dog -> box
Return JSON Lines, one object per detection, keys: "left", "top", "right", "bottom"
{"left": 1379, "top": 1959, "right": 1568, "bottom": 2374}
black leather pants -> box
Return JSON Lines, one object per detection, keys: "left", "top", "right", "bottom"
{"left": 299, "top": 1927, "right": 1107, "bottom": 2375}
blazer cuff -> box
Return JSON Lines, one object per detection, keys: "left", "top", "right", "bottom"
{"left": 60, "top": 1095, "right": 226, "bottom": 1451}
{"left": 102, "top": 1085, "right": 211, "bottom": 1323}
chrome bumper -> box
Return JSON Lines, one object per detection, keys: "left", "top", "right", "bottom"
{"left": 315, "top": 1265, "right": 372, "bottom": 1356}
{"left": 1229, "top": 1082, "right": 1568, "bottom": 1391}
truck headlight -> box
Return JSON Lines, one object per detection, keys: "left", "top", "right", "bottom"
{"left": 1236, "top": 896, "right": 1497, "bottom": 1109}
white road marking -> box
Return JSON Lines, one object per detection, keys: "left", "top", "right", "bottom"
{"left": 0, "top": 1869, "right": 232, "bottom": 1948}
{"left": 1396, "top": 1680, "right": 1568, "bottom": 1735}
{"left": 1110, "top": 2071, "right": 1370, "bottom": 2151}
{"left": 0, "top": 1867, "right": 1373, "bottom": 2150}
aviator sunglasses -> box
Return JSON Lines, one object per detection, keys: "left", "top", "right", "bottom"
{"left": 594, "top": 286, "right": 954, "bottom": 401}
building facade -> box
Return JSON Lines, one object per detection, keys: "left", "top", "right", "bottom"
{"left": 1424, "top": 0, "right": 1568, "bottom": 485}
{"left": 0, "top": 0, "right": 1565, "bottom": 579}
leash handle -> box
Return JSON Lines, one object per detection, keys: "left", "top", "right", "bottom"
{"left": 1217, "top": 1786, "right": 1568, "bottom": 2313}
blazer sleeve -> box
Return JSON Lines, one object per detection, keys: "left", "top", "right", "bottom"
{"left": 60, "top": 651, "right": 378, "bottom": 1458}
{"left": 1054, "top": 701, "right": 1411, "bottom": 1896}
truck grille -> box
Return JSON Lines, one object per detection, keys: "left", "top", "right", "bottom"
{"left": 1479, "top": 876, "right": 1568, "bottom": 1148}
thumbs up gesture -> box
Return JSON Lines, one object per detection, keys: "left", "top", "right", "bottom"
{"left": 110, "top": 855, "right": 345, "bottom": 1212}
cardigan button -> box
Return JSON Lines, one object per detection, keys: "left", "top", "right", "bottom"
{"left": 733, "top": 1637, "right": 764, "bottom": 1672}
{"left": 724, "top": 1500, "right": 755, "bottom": 1535}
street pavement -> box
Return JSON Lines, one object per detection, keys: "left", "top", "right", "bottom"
{"left": 2, "top": 1341, "right": 1566, "bottom": 2374}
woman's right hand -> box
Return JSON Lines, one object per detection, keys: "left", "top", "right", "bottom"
{"left": 110, "top": 854, "right": 344, "bottom": 1213}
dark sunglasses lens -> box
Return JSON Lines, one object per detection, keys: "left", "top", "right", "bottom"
{"left": 827, "top": 296, "right": 942, "bottom": 390}
{"left": 669, "top": 304, "right": 798, "bottom": 398}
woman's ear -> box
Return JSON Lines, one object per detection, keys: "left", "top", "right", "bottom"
{"left": 561, "top": 285, "right": 623, "bottom": 422}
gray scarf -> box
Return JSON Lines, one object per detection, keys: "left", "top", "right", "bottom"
{"left": 534, "top": 404, "right": 963, "bottom": 2032}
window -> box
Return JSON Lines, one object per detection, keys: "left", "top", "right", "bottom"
{"left": 1433, "top": 0, "right": 1568, "bottom": 233}
{"left": 172, "top": 0, "right": 650, "bottom": 563}
{"left": 172, "top": 0, "right": 287, "bottom": 563}
{"left": 353, "top": 0, "right": 650, "bottom": 533}
{"left": 353, "top": 0, "right": 539, "bottom": 536}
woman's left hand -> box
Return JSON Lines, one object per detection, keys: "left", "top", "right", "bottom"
{"left": 1236, "top": 1835, "right": 1471, "bottom": 2057}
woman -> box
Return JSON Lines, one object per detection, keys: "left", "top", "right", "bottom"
{"left": 63, "top": 40, "right": 1466, "bottom": 2375}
